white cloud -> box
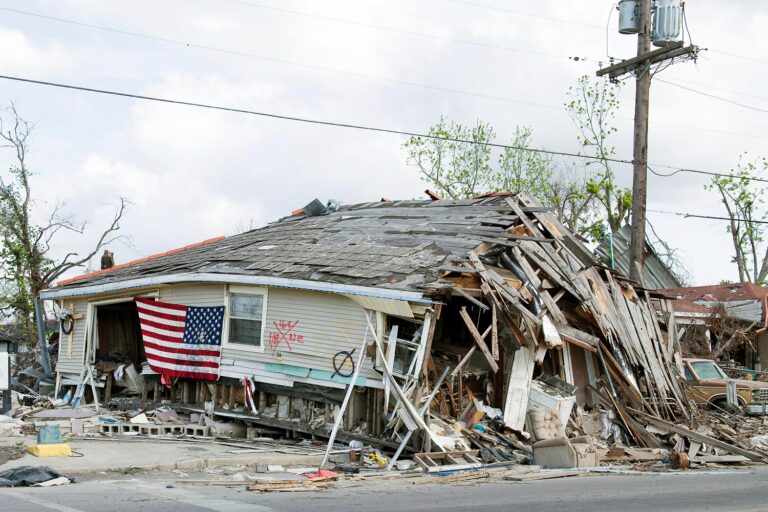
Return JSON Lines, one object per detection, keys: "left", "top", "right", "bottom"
{"left": 2, "top": 0, "right": 765, "bottom": 285}
{"left": 0, "top": 26, "right": 74, "bottom": 75}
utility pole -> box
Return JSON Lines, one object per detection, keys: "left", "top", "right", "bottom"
{"left": 629, "top": 0, "right": 652, "bottom": 283}
{"left": 597, "top": 0, "right": 698, "bottom": 284}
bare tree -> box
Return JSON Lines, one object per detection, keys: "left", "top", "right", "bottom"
{"left": 0, "top": 104, "right": 128, "bottom": 343}
{"left": 705, "top": 153, "right": 768, "bottom": 284}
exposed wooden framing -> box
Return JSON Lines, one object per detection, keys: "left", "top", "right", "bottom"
{"left": 450, "top": 286, "right": 490, "bottom": 311}
{"left": 459, "top": 307, "right": 499, "bottom": 373}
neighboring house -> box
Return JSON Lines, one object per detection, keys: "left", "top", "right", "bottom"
{"left": 595, "top": 224, "right": 681, "bottom": 290}
{"left": 661, "top": 283, "right": 768, "bottom": 371}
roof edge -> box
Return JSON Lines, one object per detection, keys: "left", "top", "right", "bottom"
{"left": 56, "top": 236, "right": 226, "bottom": 287}
{"left": 40, "top": 272, "right": 432, "bottom": 304}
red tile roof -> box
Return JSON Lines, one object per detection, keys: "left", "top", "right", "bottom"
{"left": 661, "top": 282, "right": 768, "bottom": 303}
{"left": 670, "top": 299, "right": 713, "bottom": 314}
{"left": 55, "top": 236, "right": 225, "bottom": 287}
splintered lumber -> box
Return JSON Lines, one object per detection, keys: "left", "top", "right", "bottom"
{"left": 634, "top": 411, "right": 767, "bottom": 462}
{"left": 504, "top": 470, "right": 582, "bottom": 482}
{"left": 414, "top": 450, "right": 482, "bottom": 473}
{"left": 503, "top": 345, "right": 535, "bottom": 431}
{"left": 491, "top": 303, "right": 499, "bottom": 361}
{"left": 459, "top": 307, "right": 499, "bottom": 373}
{"left": 247, "top": 480, "right": 335, "bottom": 492}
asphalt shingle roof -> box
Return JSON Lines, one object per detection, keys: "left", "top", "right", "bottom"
{"left": 51, "top": 195, "right": 552, "bottom": 295}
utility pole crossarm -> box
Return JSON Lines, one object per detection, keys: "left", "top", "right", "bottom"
{"left": 597, "top": 41, "right": 683, "bottom": 77}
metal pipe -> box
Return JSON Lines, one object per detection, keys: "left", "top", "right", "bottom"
{"left": 498, "top": 251, "right": 542, "bottom": 314}
{"left": 34, "top": 295, "right": 52, "bottom": 377}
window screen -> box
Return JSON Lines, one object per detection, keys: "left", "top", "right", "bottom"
{"left": 228, "top": 293, "right": 264, "bottom": 347}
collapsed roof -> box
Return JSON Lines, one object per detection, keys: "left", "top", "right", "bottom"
{"left": 49, "top": 194, "right": 586, "bottom": 297}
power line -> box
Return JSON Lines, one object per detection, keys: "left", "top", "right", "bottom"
{"left": 662, "top": 77, "right": 768, "bottom": 103}
{"left": 0, "top": 73, "right": 630, "bottom": 162}
{"left": 655, "top": 78, "right": 768, "bottom": 113}
{"left": 709, "top": 49, "right": 768, "bottom": 66}
{"left": 2, "top": 72, "right": 765, "bottom": 186}
{"left": 443, "top": 0, "right": 603, "bottom": 29}
{"left": 219, "top": 0, "right": 584, "bottom": 62}
{"left": 4, "top": 6, "right": 767, "bottom": 142}
{"left": 648, "top": 165, "right": 768, "bottom": 184}
{"left": 648, "top": 208, "right": 768, "bottom": 225}
{"left": 445, "top": 1, "right": 768, "bottom": 68}
{"left": 0, "top": 6, "right": 566, "bottom": 111}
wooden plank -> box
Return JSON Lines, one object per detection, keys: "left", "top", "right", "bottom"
{"left": 635, "top": 411, "right": 767, "bottom": 462}
{"left": 452, "top": 286, "right": 490, "bottom": 311}
{"left": 503, "top": 345, "right": 535, "bottom": 430}
{"left": 491, "top": 304, "right": 499, "bottom": 361}
{"left": 459, "top": 307, "right": 499, "bottom": 373}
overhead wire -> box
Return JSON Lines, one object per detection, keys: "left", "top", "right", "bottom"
{"left": 658, "top": 77, "right": 768, "bottom": 103}
{"left": 0, "top": 6, "right": 573, "bottom": 111}
{"left": 648, "top": 165, "right": 768, "bottom": 184}
{"left": 0, "top": 72, "right": 765, "bottom": 186}
{"left": 655, "top": 78, "right": 768, "bottom": 113}
{"left": 0, "top": 73, "right": 623, "bottom": 162}
{"left": 443, "top": 0, "right": 603, "bottom": 29}
{"left": 709, "top": 49, "right": 768, "bottom": 66}
{"left": 219, "top": 0, "right": 583, "bottom": 61}
{"left": 2, "top": 5, "right": 766, "bottom": 142}
{"left": 648, "top": 208, "right": 768, "bottom": 225}
{"left": 448, "top": 0, "right": 767, "bottom": 69}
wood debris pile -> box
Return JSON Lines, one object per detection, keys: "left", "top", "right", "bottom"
{"left": 361, "top": 193, "right": 768, "bottom": 471}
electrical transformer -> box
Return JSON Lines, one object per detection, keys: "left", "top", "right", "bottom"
{"left": 652, "top": 0, "right": 683, "bottom": 47}
{"left": 618, "top": 0, "right": 640, "bottom": 34}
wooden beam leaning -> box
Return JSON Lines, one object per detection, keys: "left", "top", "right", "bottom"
{"left": 459, "top": 307, "right": 499, "bottom": 373}
{"left": 633, "top": 411, "right": 767, "bottom": 463}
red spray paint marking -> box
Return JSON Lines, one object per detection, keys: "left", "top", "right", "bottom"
{"left": 268, "top": 320, "right": 304, "bottom": 355}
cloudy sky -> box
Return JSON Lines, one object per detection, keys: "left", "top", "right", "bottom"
{"left": 0, "top": 0, "right": 765, "bottom": 285}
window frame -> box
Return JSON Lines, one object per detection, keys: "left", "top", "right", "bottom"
{"left": 223, "top": 285, "right": 268, "bottom": 353}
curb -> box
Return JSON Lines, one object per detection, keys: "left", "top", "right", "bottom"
{"left": 62, "top": 453, "right": 324, "bottom": 476}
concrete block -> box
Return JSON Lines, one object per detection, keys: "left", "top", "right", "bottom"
{"left": 183, "top": 424, "right": 210, "bottom": 437}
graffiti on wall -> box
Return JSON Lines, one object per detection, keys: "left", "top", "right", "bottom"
{"left": 268, "top": 319, "right": 304, "bottom": 355}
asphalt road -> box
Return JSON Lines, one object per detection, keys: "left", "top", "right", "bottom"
{"left": 3, "top": 468, "right": 768, "bottom": 512}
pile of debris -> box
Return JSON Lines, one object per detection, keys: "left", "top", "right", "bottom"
{"left": 6, "top": 192, "right": 768, "bottom": 480}
{"left": 353, "top": 193, "right": 767, "bottom": 472}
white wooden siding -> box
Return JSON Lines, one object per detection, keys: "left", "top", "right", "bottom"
{"left": 224, "top": 287, "right": 381, "bottom": 382}
{"left": 159, "top": 284, "right": 226, "bottom": 307}
{"left": 160, "top": 283, "right": 382, "bottom": 385}
{"left": 55, "top": 283, "right": 386, "bottom": 388}
{"left": 56, "top": 297, "right": 89, "bottom": 376}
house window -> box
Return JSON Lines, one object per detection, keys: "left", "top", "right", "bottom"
{"left": 227, "top": 291, "right": 266, "bottom": 348}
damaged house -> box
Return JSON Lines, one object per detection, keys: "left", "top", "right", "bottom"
{"left": 39, "top": 193, "right": 698, "bottom": 464}
{"left": 662, "top": 283, "right": 768, "bottom": 373}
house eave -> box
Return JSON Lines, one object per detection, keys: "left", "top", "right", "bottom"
{"left": 40, "top": 272, "right": 432, "bottom": 304}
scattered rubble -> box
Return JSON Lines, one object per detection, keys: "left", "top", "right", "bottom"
{"left": 4, "top": 193, "right": 768, "bottom": 487}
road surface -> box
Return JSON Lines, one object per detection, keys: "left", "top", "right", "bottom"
{"left": 2, "top": 467, "right": 768, "bottom": 512}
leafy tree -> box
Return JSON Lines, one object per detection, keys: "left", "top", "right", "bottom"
{"left": 565, "top": 75, "right": 631, "bottom": 236}
{"left": 403, "top": 116, "right": 494, "bottom": 200}
{"left": 404, "top": 118, "right": 599, "bottom": 236}
{"left": 0, "top": 104, "right": 127, "bottom": 344}
{"left": 705, "top": 153, "right": 768, "bottom": 284}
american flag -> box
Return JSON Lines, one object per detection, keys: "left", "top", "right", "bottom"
{"left": 135, "top": 298, "right": 225, "bottom": 381}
